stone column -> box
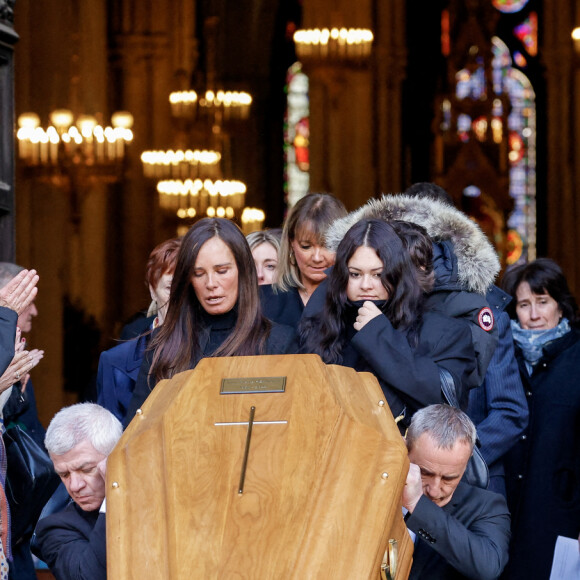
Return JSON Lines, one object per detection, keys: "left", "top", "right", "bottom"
{"left": 543, "top": 1, "right": 580, "bottom": 294}
{"left": 300, "top": 0, "right": 406, "bottom": 210}
{"left": 109, "top": 0, "right": 191, "bottom": 321}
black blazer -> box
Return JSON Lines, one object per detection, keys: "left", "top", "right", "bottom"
{"left": 33, "top": 503, "right": 106, "bottom": 580}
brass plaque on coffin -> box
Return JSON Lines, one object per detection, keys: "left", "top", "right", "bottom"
{"left": 220, "top": 376, "right": 287, "bottom": 394}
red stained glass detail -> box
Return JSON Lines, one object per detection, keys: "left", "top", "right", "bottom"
{"left": 441, "top": 10, "right": 450, "bottom": 56}
{"left": 492, "top": 0, "right": 530, "bottom": 14}
{"left": 513, "top": 12, "right": 538, "bottom": 56}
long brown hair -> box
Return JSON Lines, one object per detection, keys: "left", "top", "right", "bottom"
{"left": 149, "top": 218, "right": 271, "bottom": 383}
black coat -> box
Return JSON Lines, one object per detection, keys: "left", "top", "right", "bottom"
{"left": 503, "top": 328, "right": 580, "bottom": 580}
{"left": 347, "top": 308, "right": 475, "bottom": 421}
{"left": 324, "top": 195, "right": 502, "bottom": 389}
{"left": 301, "top": 301, "right": 475, "bottom": 425}
{"left": 125, "top": 310, "right": 298, "bottom": 426}
{"left": 422, "top": 241, "right": 498, "bottom": 389}
{"left": 407, "top": 483, "right": 510, "bottom": 580}
{"left": 259, "top": 285, "right": 304, "bottom": 329}
{"left": 33, "top": 503, "right": 106, "bottom": 580}
{"left": 119, "top": 313, "right": 155, "bottom": 341}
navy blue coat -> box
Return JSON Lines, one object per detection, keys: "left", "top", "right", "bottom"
{"left": 503, "top": 328, "right": 580, "bottom": 580}
{"left": 33, "top": 503, "right": 106, "bottom": 580}
{"left": 407, "top": 482, "right": 510, "bottom": 580}
{"left": 0, "top": 306, "right": 17, "bottom": 375}
{"left": 467, "top": 287, "right": 528, "bottom": 496}
{"left": 96, "top": 332, "right": 150, "bottom": 423}
{"left": 260, "top": 285, "right": 304, "bottom": 329}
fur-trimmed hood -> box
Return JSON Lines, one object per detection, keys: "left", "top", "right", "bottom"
{"left": 325, "top": 194, "right": 500, "bottom": 295}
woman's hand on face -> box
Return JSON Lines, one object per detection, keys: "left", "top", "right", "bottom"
{"left": 353, "top": 301, "right": 383, "bottom": 331}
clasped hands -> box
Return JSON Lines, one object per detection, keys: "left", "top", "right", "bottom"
{"left": 0, "top": 327, "right": 44, "bottom": 395}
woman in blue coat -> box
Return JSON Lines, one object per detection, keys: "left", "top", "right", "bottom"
{"left": 501, "top": 258, "right": 580, "bottom": 580}
{"left": 97, "top": 238, "right": 181, "bottom": 423}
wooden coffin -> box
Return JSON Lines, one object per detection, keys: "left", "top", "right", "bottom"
{"left": 107, "top": 354, "right": 413, "bottom": 579}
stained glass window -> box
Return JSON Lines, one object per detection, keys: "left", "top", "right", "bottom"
{"left": 450, "top": 35, "right": 536, "bottom": 265}
{"left": 456, "top": 63, "right": 486, "bottom": 100}
{"left": 492, "top": 0, "right": 530, "bottom": 14}
{"left": 513, "top": 51, "right": 528, "bottom": 68}
{"left": 513, "top": 12, "right": 538, "bottom": 56}
{"left": 284, "top": 62, "right": 310, "bottom": 208}
{"left": 492, "top": 37, "right": 536, "bottom": 265}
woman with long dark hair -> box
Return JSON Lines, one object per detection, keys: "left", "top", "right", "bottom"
{"left": 125, "top": 218, "right": 297, "bottom": 423}
{"left": 300, "top": 218, "right": 475, "bottom": 428}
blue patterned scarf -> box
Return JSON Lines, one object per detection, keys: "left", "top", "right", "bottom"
{"left": 511, "top": 317, "right": 571, "bottom": 373}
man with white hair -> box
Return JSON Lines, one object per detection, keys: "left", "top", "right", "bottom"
{"left": 403, "top": 404, "right": 510, "bottom": 580}
{"left": 33, "top": 403, "right": 122, "bottom": 580}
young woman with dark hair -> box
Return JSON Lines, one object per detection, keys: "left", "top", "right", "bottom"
{"left": 125, "top": 218, "right": 297, "bottom": 424}
{"left": 300, "top": 218, "right": 476, "bottom": 429}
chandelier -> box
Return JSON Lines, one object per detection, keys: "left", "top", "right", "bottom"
{"left": 15, "top": 0, "right": 135, "bottom": 229}
{"left": 141, "top": 149, "right": 221, "bottom": 180}
{"left": 293, "top": 27, "right": 374, "bottom": 63}
{"left": 17, "top": 109, "right": 133, "bottom": 185}
{"left": 16, "top": 107, "right": 133, "bottom": 228}
{"left": 169, "top": 90, "right": 252, "bottom": 121}
{"left": 141, "top": 16, "right": 264, "bottom": 234}
{"left": 156, "top": 178, "right": 246, "bottom": 219}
